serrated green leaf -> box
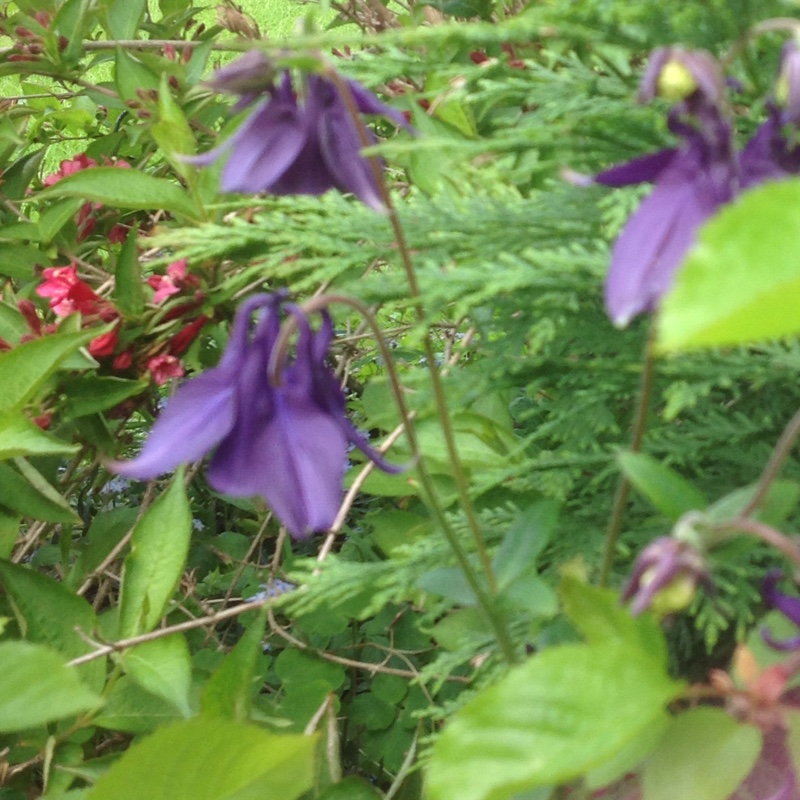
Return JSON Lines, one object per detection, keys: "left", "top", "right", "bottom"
{"left": 202, "top": 611, "right": 267, "bottom": 721}
{"left": 658, "top": 181, "right": 800, "bottom": 351}
{"left": 428, "top": 641, "right": 682, "bottom": 800}
{"left": 119, "top": 474, "right": 191, "bottom": 637}
{"left": 37, "top": 166, "right": 201, "bottom": 221}
{"left": 617, "top": 451, "right": 707, "bottom": 521}
{"left": 0, "top": 411, "right": 79, "bottom": 459}
{"left": 121, "top": 635, "right": 192, "bottom": 717}
{"left": 0, "top": 641, "right": 101, "bottom": 732}
{"left": 87, "top": 718, "right": 316, "bottom": 800}
{"left": 642, "top": 708, "right": 760, "bottom": 800}
{"left": 560, "top": 575, "right": 667, "bottom": 663}
{"left": 0, "top": 330, "right": 96, "bottom": 414}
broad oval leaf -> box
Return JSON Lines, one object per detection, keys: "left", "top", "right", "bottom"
{"left": 87, "top": 717, "right": 317, "bottom": 800}
{"left": 0, "top": 641, "right": 101, "bottom": 732}
{"left": 643, "top": 708, "right": 761, "bottom": 800}
{"left": 658, "top": 180, "right": 800, "bottom": 352}
{"left": 427, "top": 641, "right": 682, "bottom": 800}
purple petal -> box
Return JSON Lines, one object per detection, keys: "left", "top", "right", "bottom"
{"left": 205, "top": 50, "right": 275, "bottom": 96}
{"left": 110, "top": 368, "right": 237, "bottom": 480}
{"left": 595, "top": 148, "right": 678, "bottom": 187}
{"left": 219, "top": 100, "right": 307, "bottom": 193}
{"left": 209, "top": 389, "right": 348, "bottom": 539}
{"left": 764, "top": 571, "right": 800, "bottom": 627}
{"left": 346, "top": 78, "right": 413, "bottom": 131}
{"left": 604, "top": 146, "right": 729, "bottom": 326}
{"left": 314, "top": 84, "right": 385, "bottom": 211}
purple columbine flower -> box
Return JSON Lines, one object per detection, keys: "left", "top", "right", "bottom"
{"left": 597, "top": 43, "right": 800, "bottom": 327}
{"left": 109, "top": 294, "right": 401, "bottom": 539}
{"left": 190, "top": 52, "right": 409, "bottom": 211}
{"left": 596, "top": 48, "right": 739, "bottom": 327}
{"left": 622, "top": 536, "right": 710, "bottom": 616}
{"left": 762, "top": 571, "right": 800, "bottom": 651}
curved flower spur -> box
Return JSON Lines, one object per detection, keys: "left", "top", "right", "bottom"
{"left": 109, "top": 294, "right": 403, "bottom": 539}
{"left": 187, "top": 50, "right": 411, "bottom": 211}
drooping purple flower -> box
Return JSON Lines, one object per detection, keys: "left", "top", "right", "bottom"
{"left": 596, "top": 43, "right": 800, "bottom": 328}
{"left": 621, "top": 536, "right": 710, "bottom": 616}
{"left": 761, "top": 571, "right": 800, "bottom": 651}
{"left": 596, "top": 48, "right": 738, "bottom": 327}
{"left": 190, "top": 52, "right": 409, "bottom": 211}
{"left": 109, "top": 294, "right": 401, "bottom": 539}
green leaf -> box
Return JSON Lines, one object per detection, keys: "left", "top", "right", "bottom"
{"left": 493, "top": 500, "right": 559, "bottom": 591}
{"left": 0, "top": 508, "right": 18, "bottom": 559}
{"left": 417, "top": 566, "right": 477, "bottom": 605}
{"left": 105, "top": 0, "right": 146, "bottom": 38}
{"left": 86, "top": 718, "right": 317, "bottom": 800}
{"left": 37, "top": 166, "right": 201, "bottom": 221}
{"left": 119, "top": 474, "right": 191, "bottom": 637}
{"left": 94, "top": 676, "right": 183, "bottom": 734}
{"left": 706, "top": 480, "right": 800, "bottom": 527}
{"left": 658, "top": 181, "right": 800, "bottom": 351}
{"left": 73, "top": 506, "right": 138, "bottom": 585}
{"left": 121, "top": 635, "right": 192, "bottom": 717}
{"left": 317, "top": 777, "right": 383, "bottom": 800}
{"left": 202, "top": 610, "right": 267, "bottom": 721}
{"left": 0, "top": 243, "right": 45, "bottom": 279}
{"left": 617, "top": 451, "right": 707, "bottom": 521}
{"left": 151, "top": 71, "right": 196, "bottom": 180}
{"left": 114, "top": 47, "right": 160, "bottom": 104}
{"left": 39, "top": 197, "right": 85, "bottom": 242}
{"left": 0, "top": 641, "right": 101, "bottom": 732}
{"left": 560, "top": 575, "right": 667, "bottom": 664}
{"left": 0, "top": 560, "right": 104, "bottom": 691}
{"left": 62, "top": 376, "right": 148, "bottom": 418}
{"left": 113, "top": 226, "right": 145, "bottom": 317}
{"left": 427, "top": 641, "right": 682, "bottom": 800}
{"left": 642, "top": 708, "right": 761, "bottom": 800}
{"left": 0, "top": 460, "right": 80, "bottom": 523}
{"left": 0, "top": 411, "right": 79, "bottom": 459}
{"left": 0, "top": 330, "right": 96, "bottom": 414}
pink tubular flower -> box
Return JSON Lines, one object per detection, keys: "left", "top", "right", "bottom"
{"left": 42, "top": 153, "right": 97, "bottom": 187}
{"left": 170, "top": 315, "right": 209, "bottom": 356}
{"left": 88, "top": 327, "right": 119, "bottom": 358}
{"left": 36, "top": 265, "right": 102, "bottom": 317}
{"left": 148, "top": 259, "right": 192, "bottom": 304}
{"left": 147, "top": 354, "right": 184, "bottom": 386}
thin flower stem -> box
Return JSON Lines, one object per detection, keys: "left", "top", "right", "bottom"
{"left": 599, "top": 324, "right": 657, "bottom": 586}
{"left": 319, "top": 69, "right": 517, "bottom": 663}
{"left": 711, "top": 518, "right": 800, "bottom": 570}
{"left": 740, "top": 406, "right": 800, "bottom": 519}
{"left": 278, "top": 292, "right": 517, "bottom": 662}
{"left": 325, "top": 68, "right": 497, "bottom": 585}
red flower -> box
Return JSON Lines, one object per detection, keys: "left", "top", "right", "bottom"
{"left": 36, "top": 264, "right": 102, "bottom": 317}
{"left": 42, "top": 153, "right": 97, "bottom": 187}
{"left": 169, "top": 315, "right": 209, "bottom": 356}
{"left": 148, "top": 259, "right": 194, "bottom": 304}
{"left": 112, "top": 349, "right": 134, "bottom": 371}
{"left": 88, "top": 327, "right": 119, "bottom": 358}
{"left": 147, "top": 354, "right": 184, "bottom": 386}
